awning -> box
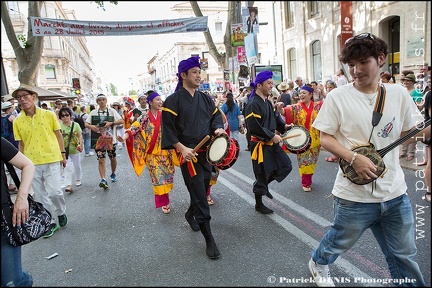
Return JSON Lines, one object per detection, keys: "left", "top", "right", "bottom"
{"left": 2, "top": 86, "right": 76, "bottom": 102}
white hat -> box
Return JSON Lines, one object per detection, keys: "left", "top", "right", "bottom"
{"left": 96, "top": 94, "right": 107, "bottom": 100}
{"left": 2, "top": 94, "right": 13, "bottom": 101}
{"left": 277, "top": 82, "right": 288, "bottom": 91}
{"left": 1, "top": 102, "right": 13, "bottom": 110}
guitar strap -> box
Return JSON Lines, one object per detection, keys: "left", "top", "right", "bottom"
{"left": 369, "top": 85, "right": 386, "bottom": 142}
{"left": 372, "top": 85, "right": 386, "bottom": 126}
{"left": 370, "top": 85, "right": 386, "bottom": 193}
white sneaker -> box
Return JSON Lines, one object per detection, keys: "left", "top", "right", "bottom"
{"left": 76, "top": 180, "right": 82, "bottom": 187}
{"left": 308, "top": 258, "right": 335, "bottom": 287}
{"left": 89, "top": 151, "right": 95, "bottom": 156}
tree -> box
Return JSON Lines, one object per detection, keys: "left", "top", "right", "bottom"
{"left": 1, "top": 1, "right": 117, "bottom": 86}
{"left": 1, "top": 1, "right": 43, "bottom": 85}
{"left": 190, "top": 1, "right": 254, "bottom": 77}
{"left": 108, "top": 83, "right": 118, "bottom": 96}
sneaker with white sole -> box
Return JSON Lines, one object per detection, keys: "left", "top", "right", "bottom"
{"left": 76, "top": 180, "right": 82, "bottom": 187}
{"left": 99, "top": 179, "right": 108, "bottom": 189}
{"left": 308, "top": 258, "right": 335, "bottom": 287}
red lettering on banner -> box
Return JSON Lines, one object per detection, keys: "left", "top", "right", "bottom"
{"left": 33, "top": 18, "right": 66, "bottom": 28}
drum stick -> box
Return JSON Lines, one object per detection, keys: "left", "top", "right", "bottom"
{"left": 281, "top": 133, "right": 301, "bottom": 141}
{"left": 182, "top": 135, "right": 211, "bottom": 164}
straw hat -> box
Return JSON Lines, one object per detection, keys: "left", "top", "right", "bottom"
{"left": 277, "top": 82, "right": 289, "bottom": 91}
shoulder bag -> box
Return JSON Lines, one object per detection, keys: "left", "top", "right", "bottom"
{"left": 1, "top": 163, "right": 52, "bottom": 246}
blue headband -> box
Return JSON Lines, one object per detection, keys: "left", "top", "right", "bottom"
{"left": 248, "top": 70, "right": 273, "bottom": 100}
{"left": 301, "top": 85, "right": 314, "bottom": 94}
{"left": 175, "top": 56, "right": 201, "bottom": 92}
{"left": 147, "top": 92, "right": 160, "bottom": 103}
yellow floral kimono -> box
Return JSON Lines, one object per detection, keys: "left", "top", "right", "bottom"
{"left": 125, "top": 111, "right": 179, "bottom": 196}
{"left": 283, "top": 101, "right": 323, "bottom": 176}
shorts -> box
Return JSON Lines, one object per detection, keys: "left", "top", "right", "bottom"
{"left": 96, "top": 143, "right": 117, "bottom": 159}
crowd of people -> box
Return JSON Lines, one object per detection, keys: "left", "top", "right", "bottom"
{"left": 1, "top": 34, "right": 430, "bottom": 286}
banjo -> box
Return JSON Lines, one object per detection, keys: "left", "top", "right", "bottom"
{"left": 340, "top": 118, "right": 431, "bottom": 185}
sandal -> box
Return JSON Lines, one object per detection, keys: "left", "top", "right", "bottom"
{"left": 161, "top": 205, "right": 171, "bottom": 214}
{"left": 399, "top": 153, "right": 407, "bottom": 159}
{"left": 65, "top": 185, "right": 74, "bottom": 193}
{"left": 422, "top": 192, "right": 431, "bottom": 203}
{"left": 207, "top": 196, "right": 214, "bottom": 206}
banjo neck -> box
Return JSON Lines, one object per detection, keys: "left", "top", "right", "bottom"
{"left": 376, "top": 119, "right": 431, "bottom": 158}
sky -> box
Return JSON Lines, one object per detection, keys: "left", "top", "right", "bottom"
{"left": 61, "top": 1, "right": 182, "bottom": 93}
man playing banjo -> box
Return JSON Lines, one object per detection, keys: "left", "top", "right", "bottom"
{"left": 308, "top": 33, "right": 428, "bottom": 287}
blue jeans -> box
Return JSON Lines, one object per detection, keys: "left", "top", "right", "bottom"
{"left": 83, "top": 132, "right": 91, "bottom": 154}
{"left": 1, "top": 231, "right": 33, "bottom": 287}
{"left": 311, "top": 194, "right": 425, "bottom": 287}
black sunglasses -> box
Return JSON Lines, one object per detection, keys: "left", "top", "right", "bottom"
{"left": 60, "top": 114, "right": 70, "bottom": 117}
{"left": 344, "top": 33, "right": 374, "bottom": 45}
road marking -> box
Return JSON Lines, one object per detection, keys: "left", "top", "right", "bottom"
{"left": 218, "top": 168, "right": 381, "bottom": 286}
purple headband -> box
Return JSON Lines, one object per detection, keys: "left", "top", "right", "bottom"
{"left": 301, "top": 85, "right": 314, "bottom": 94}
{"left": 146, "top": 92, "right": 160, "bottom": 103}
{"left": 175, "top": 56, "right": 201, "bottom": 92}
{"left": 248, "top": 70, "right": 273, "bottom": 100}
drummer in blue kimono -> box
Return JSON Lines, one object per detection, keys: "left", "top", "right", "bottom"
{"left": 116, "top": 92, "right": 179, "bottom": 214}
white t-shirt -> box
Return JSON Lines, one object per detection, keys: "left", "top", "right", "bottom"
{"left": 86, "top": 107, "right": 122, "bottom": 144}
{"left": 312, "top": 83, "right": 424, "bottom": 202}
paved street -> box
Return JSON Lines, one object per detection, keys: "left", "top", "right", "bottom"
{"left": 20, "top": 135, "right": 430, "bottom": 287}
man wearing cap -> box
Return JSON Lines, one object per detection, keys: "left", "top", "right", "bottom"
{"left": 85, "top": 94, "right": 124, "bottom": 189}
{"left": 54, "top": 99, "right": 63, "bottom": 119}
{"left": 244, "top": 70, "right": 293, "bottom": 215}
{"left": 161, "top": 55, "right": 225, "bottom": 260}
{"left": 12, "top": 84, "right": 68, "bottom": 238}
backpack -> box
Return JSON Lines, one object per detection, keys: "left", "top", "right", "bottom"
{"left": 1, "top": 115, "right": 12, "bottom": 138}
{"left": 74, "top": 113, "right": 86, "bottom": 131}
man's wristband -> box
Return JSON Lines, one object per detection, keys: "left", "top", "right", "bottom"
{"left": 349, "top": 152, "right": 358, "bottom": 166}
{"left": 61, "top": 151, "right": 66, "bottom": 154}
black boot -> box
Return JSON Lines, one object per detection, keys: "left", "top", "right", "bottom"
{"left": 255, "top": 194, "right": 274, "bottom": 214}
{"left": 266, "top": 191, "right": 273, "bottom": 199}
{"left": 185, "top": 206, "right": 200, "bottom": 232}
{"left": 198, "top": 222, "right": 220, "bottom": 260}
